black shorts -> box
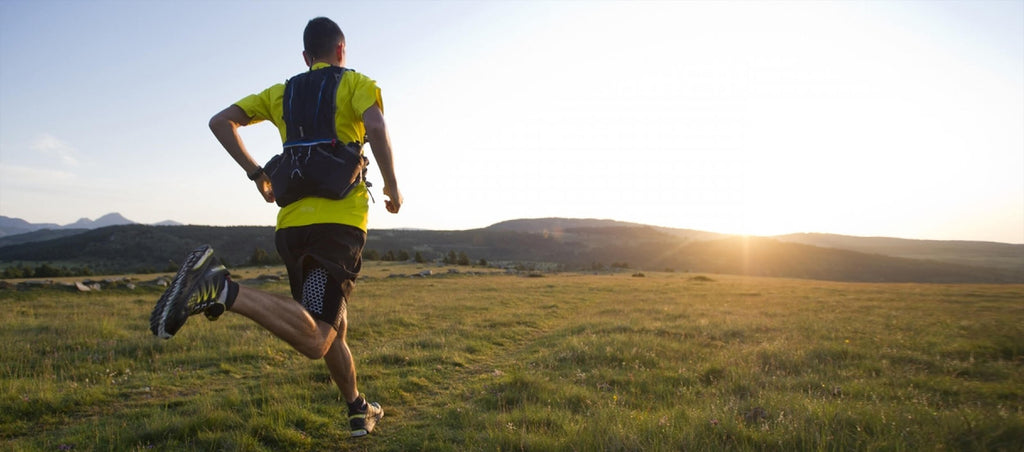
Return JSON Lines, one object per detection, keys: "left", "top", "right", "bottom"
{"left": 275, "top": 223, "right": 366, "bottom": 331}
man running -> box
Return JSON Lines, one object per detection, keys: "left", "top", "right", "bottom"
{"left": 150, "top": 16, "right": 402, "bottom": 438}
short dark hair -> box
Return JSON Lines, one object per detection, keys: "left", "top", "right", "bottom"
{"left": 304, "top": 17, "right": 345, "bottom": 60}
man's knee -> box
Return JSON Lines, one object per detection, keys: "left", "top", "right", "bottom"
{"left": 296, "top": 339, "right": 332, "bottom": 359}
{"left": 296, "top": 321, "right": 339, "bottom": 359}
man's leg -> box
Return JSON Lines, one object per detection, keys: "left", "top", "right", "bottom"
{"left": 149, "top": 243, "right": 342, "bottom": 360}
{"left": 323, "top": 313, "right": 359, "bottom": 403}
{"left": 228, "top": 285, "right": 337, "bottom": 359}
{"left": 332, "top": 311, "right": 382, "bottom": 438}
{"left": 150, "top": 242, "right": 382, "bottom": 436}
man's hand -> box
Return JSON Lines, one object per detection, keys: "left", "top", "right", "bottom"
{"left": 255, "top": 174, "right": 275, "bottom": 204}
{"left": 383, "top": 185, "right": 402, "bottom": 213}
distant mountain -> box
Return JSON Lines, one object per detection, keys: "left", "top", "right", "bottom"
{"left": 63, "top": 213, "right": 135, "bottom": 230}
{"left": 0, "top": 213, "right": 134, "bottom": 237}
{"left": 0, "top": 213, "right": 181, "bottom": 240}
{"left": 0, "top": 216, "right": 60, "bottom": 237}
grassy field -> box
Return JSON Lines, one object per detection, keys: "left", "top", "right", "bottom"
{"left": 2, "top": 262, "right": 1022, "bottom": 451}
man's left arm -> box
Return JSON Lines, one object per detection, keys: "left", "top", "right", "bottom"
{"left": 363, "top": 102, "right": 401, "bottom": 214}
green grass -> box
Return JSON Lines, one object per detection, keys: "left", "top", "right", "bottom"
{"left": 2, "top": 263, "right": 1023, "bottom": 451}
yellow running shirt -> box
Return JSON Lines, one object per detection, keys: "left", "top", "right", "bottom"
{"left": 234, "top": 63, "right": 383, "bottom": 232}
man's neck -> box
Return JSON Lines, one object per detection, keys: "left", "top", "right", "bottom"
{"left": 309, "top": 59, "right": 341, "bottom": 68}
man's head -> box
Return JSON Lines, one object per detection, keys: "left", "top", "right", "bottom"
{"left": 303, "top": 17, "right": 345, "bottom": 66}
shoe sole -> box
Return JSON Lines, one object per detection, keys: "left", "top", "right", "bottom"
{"left": 150, "top": 245, "right": 214, "bottom": 339}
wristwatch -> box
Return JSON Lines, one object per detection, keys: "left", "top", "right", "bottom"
{"left": 247, "top": 166, "right": 265, "bottom": 181}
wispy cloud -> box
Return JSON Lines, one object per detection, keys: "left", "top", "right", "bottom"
{"left": 0, "top": 164, "right": 79, "bottom": 218}
{"left": 0, "top": 163, "right": 77, "bottom": 190}
{"left": 31, "top": 134, "right": 79, "bottom": 166}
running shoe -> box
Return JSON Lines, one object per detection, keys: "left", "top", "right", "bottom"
{"left": 349, "top": 400, "right": 384, "bottom": 437}
{"left": 149, "top": 245, "right": 230, "bottom": 339}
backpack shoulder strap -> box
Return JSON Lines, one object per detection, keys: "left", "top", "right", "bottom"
{"left": 282, "top": 67, "right": 351, "bottom": 145}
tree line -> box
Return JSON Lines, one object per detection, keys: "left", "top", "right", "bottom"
{"left": 244, "top": 247, "right": 486, "bottom": 267}
{"left": 0, "top": 247, "right": 491, "bottom": 280}
{"left": 2, "top": 263, "right": 94, "bottom": 279}
{"left": 363, "top": 249, "right": 484, "bottom": 266}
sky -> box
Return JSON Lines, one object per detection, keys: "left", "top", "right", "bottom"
{"left": 1, "top": 0, "right": 1022, "bottom": 243}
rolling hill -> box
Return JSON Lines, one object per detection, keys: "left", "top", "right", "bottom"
{"left": 0, "top": 228, "right": 88, "bottom": 248}
{"left": 0, "top": 218, "right": 1021, "bottom": 283}
{"left": 774, "top": 233, "right": 1024, "bottom": 271}
{"left": 0, "top": 225, "right": 276, "bottom": 275}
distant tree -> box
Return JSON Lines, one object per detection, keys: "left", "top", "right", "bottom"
{"left": 248, "top": 247, "right": 274, "bottom": 266}
{"left": 414, "top": 252, "right": 425, "bottom": 263}
{"left": 397, "top": 250, "right": 410, "bottom": 261}
{"left": 514, "top": 262, "right": 535, "bottom": 272}
{"left": 477, "top": 258, "right": 487, "bottom": 267}
{"left": 383, "top": 250, "right": 396, "bottom": 261}
{"left": 457, "top": 252, "right": 470, "bottom": 266}
{"left": 364, "top": 249, "right": 380, "bottom": 261}
{"left": 33, "top": 263, "right": 63, "bottom": 278}
{"left": 445, "top": 251, "right": 457, "bottom": 265}
{"left": 2, "top": 265, "right": 27, "bottom": 279}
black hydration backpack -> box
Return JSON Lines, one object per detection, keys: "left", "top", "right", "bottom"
{"left": 264, "top": 66, "right": 369, "bottom": 207}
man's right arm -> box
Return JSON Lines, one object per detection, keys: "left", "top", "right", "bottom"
{"left": 209, "top": 105, "right": 275, "bottom": 203}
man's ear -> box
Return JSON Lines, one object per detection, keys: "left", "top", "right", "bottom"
{"left": 302, "top": 50, "right": 312, "bottom": 67}
{"left": 336, "top": 42, "right": 346, "bottom": 64}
